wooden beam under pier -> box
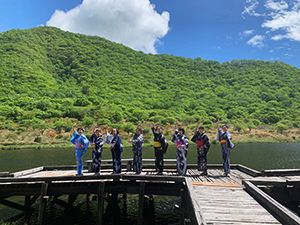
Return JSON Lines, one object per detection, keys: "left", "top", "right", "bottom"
{"left": 96, "top": 182, "right": 105, "bottom": 225}
{"left": 243, "top": 180, "right": 300, "bottom": 225}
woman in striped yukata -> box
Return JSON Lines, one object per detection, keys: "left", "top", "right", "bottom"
{"left": 217, "top": 118, "right": 234, "bottom": 177}
{"left": 129, "top": 124, "right": 144, "bottom": 174}
{"left": 171, "top": 120, "right": 189, "bottom": 176}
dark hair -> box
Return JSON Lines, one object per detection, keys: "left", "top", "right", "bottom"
{"left": 111, "top": 128, "right": 119, "bottom": 135}
{"left": 137, "top": 128, "right": 143, "bottom": 134}
{"left": 178, "top": 127, "right": 185, "bottom": 134}
{"left": 77, "top": 127, "right": 84, "bottom": 132}
{"left": 95, "top": 129, "right": 101, "bottom": 133}
{"left": 157, "top": 125, "right": 163, "bottom": 130}
{"left": 198, "top": 126, "right": 205, "bottom": 130}
{"left": 222, "top": 124, "right": 228, "bottom": 129}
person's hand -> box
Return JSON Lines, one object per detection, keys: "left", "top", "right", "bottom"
{"left": 160, "top": 147, "right": 163, "bottom": 151}
{"left": 128, "top": 140, "right": 132, "bottom": 143}
{"left": 217, "top": 118, "right": 221, "bottom": 124}
{"left": 197, "top": 120, "right": 201, "bottom": 125}
{"left": 200, "top": 146, "right": 204, "bottom": 150}
{"left": 110, "top": 145, "right": 114, "bottom": 149}
{"left": 178, "top": 145, "right": 182, "bottom": 148}
{"left": 90, "top": 143, "right": 95, "bottom": 145}
{"left": 73, "top": 122, "right": 76, "bottom": 126}
{"left": 152, "top": 122, "right": 155, "bottom": 127}
{"left": 175, "top": 119, "right": 178, "bottom": 124}
{"left": 94, "top": 124, "right": 97, "bottom": 128}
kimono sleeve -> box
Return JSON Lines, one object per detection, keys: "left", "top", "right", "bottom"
{"left": 151, "top": 127, "right": 157, "bottom": 136}
{"left": 183, "top": 135, "right": 189, "bottom": 149}
{"left": 171, "top": 129, "right": 179, "bottom": 143}
{"left": 226, "top": 132, "right": 234, "bottom": 148}
{"left": 191, "top": 130, "right": 199, "bottom": 143}
{"left": 216, "top": 129, "right": 223, "bottom": 141}
{"left": 80, "top": 134, "right": 89, "bottom": 152}
{"left": 70, "top": 130, "right": 79, "bottom": 145}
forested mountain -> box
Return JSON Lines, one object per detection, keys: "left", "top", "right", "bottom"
{"left": 1, "top": 26, "right": 300, "bottom": 129}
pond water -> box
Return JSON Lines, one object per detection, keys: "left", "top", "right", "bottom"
{"left": 1, "top": 142, "right": 300, "bottom": 172}
{"left": 1, "top": 142, "right": 300, "bottom": 224}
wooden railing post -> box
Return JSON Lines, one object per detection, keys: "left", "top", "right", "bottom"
{"left": 96, "top": 182, "right": 105, "bottom": 225}
{"left": 138, "top": 181, "right": 146, "bottom": 225}
{"left": 38, "top": 183, "right": 49, "bottom": 225}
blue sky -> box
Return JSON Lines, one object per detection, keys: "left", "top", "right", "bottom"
{"left": 0, "top": 0, "right": 299, "bottom": 68}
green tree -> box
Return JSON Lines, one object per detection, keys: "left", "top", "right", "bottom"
{"left": 123, "top": 123, "right": 135, "bottom": 135}
{"left": 275, "top": 123, "right": 289, "bottom": 134}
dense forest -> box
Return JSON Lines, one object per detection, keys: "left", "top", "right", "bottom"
{"left": 1, "top": 26, "right": 300, "bottom": 133}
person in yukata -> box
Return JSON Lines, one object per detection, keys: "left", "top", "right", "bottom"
{"left": 70, "top": 122, "right": 89, "bottom": 176}
{"left": 151, "top": 122, "right": 166, "bottom": 175}
{"left": 104, "top": 125, "right": 123, "bottom": 174}
{"left": 192, "top": 121, "right": 211, "bottom": 176}
{"left": 171, "top": 119, "right": 189, "bottom": 176}
{"left": 89, "top": 124, "right": 104, "bottom": 175}
{"left": 128, "top": 124, "right": 144, "bottom": 174}
{"left": 217, "top": 118, "right": 234, "bottom": 177}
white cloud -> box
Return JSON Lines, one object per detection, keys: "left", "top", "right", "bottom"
{"left": 265, "top": 0, "right": 288, "bottom": 11}
{"left": 46, "top": 0, "right": 170, "bottom": 53}
{"left": 243, "top": 0, "right": 300, "bottom": 42}
{"left": 212, "top": 46, "right": 221, "bottom": 50}
{"left": 242, "top": 0, "right": 264, "bottom": 17}
{"left": 247, "top": 35, "right": 265, "bottom": 48}
{"left": 239, "top": 29, "right": 255, "bottom": 39}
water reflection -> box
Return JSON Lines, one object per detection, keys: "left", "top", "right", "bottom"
{"left": 1, "top": 142, "right": 300, "bottom": 172}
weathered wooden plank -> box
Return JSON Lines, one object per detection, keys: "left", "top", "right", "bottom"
{"left": 237, "top": 164, "right": 261, "bottom": 177}
{"left": 185, "top": 178, "right": 207, "bottom": 225}
{"left": 243, "top": 180, "right": 300, "bottom": 225}
{"left": 0, "top": 172, "right": 10, "bottom": 177}
{"left": 262, "top": 168, "right": 300, "bottom": 176}
{"left": 12, "top": 166, "right": 44, "bottom": 178}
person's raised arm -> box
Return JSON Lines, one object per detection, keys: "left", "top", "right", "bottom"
{"left": 175, "top": 119, "right": 178, "bottom": 131}
{"left": 73, "top": 122, "right": 76, "bottom": 132}
{"left": 194, "top": 120, "right": 200, "bottom": 133}
{"left": 151, "top": 122, "right": 156, "bottom": 135}
{"left": 92, "top": 123, "right": 97, "bottom": 133}
{"left": 217, "top": 118, "right": 220, "bottom": 130}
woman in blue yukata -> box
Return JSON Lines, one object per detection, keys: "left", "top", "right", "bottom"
{"left": 70, "top": 122, "right": 89, "bottom": 176}
{"left": 128, "top": 124, "right": 144, "bottom": 174}
{"left": 104, "top": 125, "right": 123, "bottom": 174}
{"left": 89, "top": 124, "right": 104, "bottom": 175}
{"left": 217, "top": 118, "right": 234, "bottom": 177}
{"left": 171, "top": 120, "right": 189, "bottom": 176}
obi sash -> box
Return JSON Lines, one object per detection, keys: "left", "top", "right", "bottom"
{"left": 197, "top": 140, "right": 204, "bottom": 146}
{"left": 220, "top": 140, "right": 227, "bottom": 145}
{"left": 177, "top": 141, "right": 184, "bottom": 147}
{"left": 154, "top": 141, "right": 161, "bottom": 147}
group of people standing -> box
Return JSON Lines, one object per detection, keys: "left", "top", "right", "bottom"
{"left": 70, "top": 119, "right": 234, "bottom": 177}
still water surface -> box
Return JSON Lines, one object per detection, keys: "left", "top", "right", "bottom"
{"left": 0, "top": 142, "right": 300, "bottom": 224}
{"left": 1, "top": 142, "right": 300, "bottom": 172}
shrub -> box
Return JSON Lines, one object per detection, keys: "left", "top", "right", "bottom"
{"left": 56, "top": 134, "right": 63, "bottom": 139}
{"left": 34, "top": 137, "right": 42, "bottom": 143}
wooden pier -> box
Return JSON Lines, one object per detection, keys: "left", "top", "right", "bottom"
{"left": 0, "top": 160, "right": 300, "bottom": 225}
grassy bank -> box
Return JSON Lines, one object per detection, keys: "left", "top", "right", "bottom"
{"left": 0, "top": 123, "right": 299, "bottom": 150}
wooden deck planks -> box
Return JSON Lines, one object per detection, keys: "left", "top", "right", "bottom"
{"left": 6, "top": 164, "right": 294, "bottom": 225}
{"left": 190, "top": 185, "right": 281, "bottom": 224}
